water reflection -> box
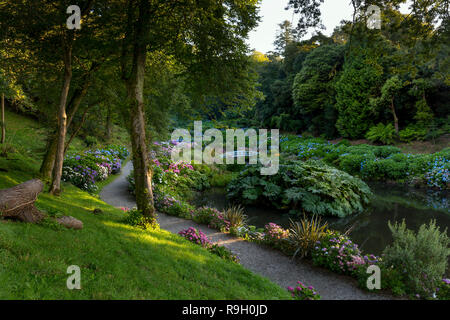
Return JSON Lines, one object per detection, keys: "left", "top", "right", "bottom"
{"left": 194, "top": 183, "right": 450, "bottom": 258}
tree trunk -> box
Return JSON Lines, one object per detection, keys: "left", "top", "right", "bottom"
{"left": 126, "top": 50, "right": 155, "bottom": 219}
{"left": 1, "top": 93, "right": 5, "bottom": 144}
{"left": 64, "top": 104, "right": 91, "bottom": 154}
{"left": 49, "top": 45, "right": 72, "bottom": 195}
{"left": 390, "top": 97, "right": 399, "bottom": 134}
{"left": 122, "top": 0, "right": 155, "bottom": 219}
{"left": 0, "top": 179, "right": 45, "bottom": 223}
{"left": 40, "top": 61, "right": 97, "bottom": 180}
{"left": 40, "top": 131, "right": 58, "bottom": 180}
{"left": 106, "top": 104, "right": 112, "bottom": 141}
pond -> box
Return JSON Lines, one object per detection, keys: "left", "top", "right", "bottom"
{"left": 194, "top": 183, "right": 450, "bottom": 273}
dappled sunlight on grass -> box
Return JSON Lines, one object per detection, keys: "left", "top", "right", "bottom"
{"left": 123, "top": 231, "right": 210, "bottom": 264}
{"left": 0, "top": 174, "right": 21, "bottom": 187}
{"left": 104, "top": 220, "right": 198, "bottom": 247}
{"left": 101, "top": 220, "right": 222, "bottom": 265}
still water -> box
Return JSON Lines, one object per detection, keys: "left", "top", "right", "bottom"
{"left": 194, "top": 183, "right": 450, "bottom": 257}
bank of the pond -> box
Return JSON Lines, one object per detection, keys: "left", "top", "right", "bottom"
{"left": 280, "top": 135, "right": 450, "bottom": 191}
{"left": 101, "top": 161, "right": 394, "bottom": 300}
{"left": 194, "top": 184, "right": 450, "bottom": 277}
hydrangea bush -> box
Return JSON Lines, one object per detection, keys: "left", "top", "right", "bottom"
{"left": 311, "top": 230, "right": 381, "bottom": 275}
{"left": 62, "top": 166, "right": 98, "bottom": 193}
{"left": 154, "top": 192, "right": 194, "bottom": 218}
{"left": 280, "top": 135, "right": 450, "bottom": 190}
{"left": 264, "top": 223, "right": 289, "bottom": 248}
{"left": 62, "top": 145, "right": 128, "bottom": 192}
{"left": 287, "top": 281, "right": 321, "bottom": 300}
{"left": 178, "top": 227, "right": 211, "bottom": 247}
{"left": 424, "top": 156, "right": 449, "bottom": 190}
{"left": 128, "top": 142, "right": 210, "bottom": 199}
{"left": 178, "top": 227, "right": 239, "bottom": 263}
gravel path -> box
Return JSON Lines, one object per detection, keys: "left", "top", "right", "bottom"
{"left": 100, "top": 161, "right": 393, "bottom": 300}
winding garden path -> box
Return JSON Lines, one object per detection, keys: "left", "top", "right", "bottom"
{"left": 100, "top": 161, "right": 393, "bottom": 300}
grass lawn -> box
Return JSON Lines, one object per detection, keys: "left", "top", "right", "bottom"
{"left": 0, "top": 111, "right": 290, "bottom": 300}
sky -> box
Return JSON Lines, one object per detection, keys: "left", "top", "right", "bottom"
{"left": 247, "top": 0, "right": 412, "bottom": 54}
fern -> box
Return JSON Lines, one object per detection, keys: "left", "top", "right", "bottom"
{"left": 365, "top": 123, "right": 396, "bottom": 144}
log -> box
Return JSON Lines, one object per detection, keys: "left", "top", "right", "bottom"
{"left": 0, "top": 179, "right": 46, "bottom": 223}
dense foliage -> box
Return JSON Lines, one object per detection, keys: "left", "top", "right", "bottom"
{"left": 227, "top": 160, "right": 372, "bottom": 218}
{"left": 437, "top": 279, "right": 450, "bottom": 300}
{"left": 121, "top": 208, "right": 160, "bottom": 230}
{"left": 245, "top": 6, "right": 449, "bottom": 141}
{"left": 127, "top": 141, "right": 211, "bottom": 199}
{"left": 382, "top": 220, "right": 450, "bottom": 299}
{"left": 311, "top": 230, "right": 380, "bottom": 275}
{"left": 62, "top": 145, "right": 129, "bottom": 192}
{"left": 280, "top": 135, "right": 450, "bottom": 189}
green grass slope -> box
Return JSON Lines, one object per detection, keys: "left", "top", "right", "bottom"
{"left": 0, "top": 111, "right": 290, "bottom": 300}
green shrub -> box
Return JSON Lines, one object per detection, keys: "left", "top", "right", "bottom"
{"left": 209, "top": 244, "right": 240, "bottom": 263}
{"left": 407, "top": 154, "right": 432, "bottom": 176}
{"left": 354, "top": 263, "right": 407, "bottom": 296}
{"left": 121, "top": 209, "right": 160, "bottom": 230}
{"left": 227, "top": 160, "right": 372, "bottom": 218}
{"left": 210, "top": 172, "right": 235, "bottom": 187}
{"left": 322, "top": 152, "right": 340, "bottom": 164}
{"left": 399, "top": 125, "right": 427, "bottom": 142}
{"left": 338, "top": 153, "right": 371, "bottom": 175}
{"left": 336, "top": 139, "right": 351, "bottom": 147}
{"left": 0, "top": 143, "right": 16, "bottom": 157}
{"left": 164, "top": 198, "right": 194, "bottom": 218}
{"left": 346, "top": 144, "right": 376, "bottom": 155}
{"left": 364, "top": 159, "right": 408, "bottom": 181}
{"left": 365, "top": 123, "right": 396, "bottom": 144}
{"left": 373, "top": 146, "right": 401, "bottom": 158}
{"left": 85, "top": 135, "right": 98, "bottom": 147}
{"left": 280, "top": 136, "right": 449, "bottom": 189}
{"left": 389, "top": 152, "right": 409, "bottom": 162}
{"left": 382, "top": 219, "right": 450, "bottom": 298}
{"left": 311, "top": 230, "right": 369, "bottom": 275}
{"left": 436, "top": 279, "right": 450, "bottom": 300}
{"left": 192, "top": 206, "right": 220, "bottom": 225}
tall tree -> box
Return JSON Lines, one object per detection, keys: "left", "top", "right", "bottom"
{"left": 292, "top": 44, "right": 345, "bottom": 137}
{"left": 1, "top": 93, "right": 4, "bottom": 144}
{"left": 0, "top": 0, "right": 100, "bottom": 193}
{"left": 116, "top": 0, "right": 259, "bottom": 219}
{"left": 370, "top": 76, "right": 404, "bottom": 133}
{"left": 335, "top": 49, "right": 384, "bottom": 138}
{"left": 274, "top": 20, "right": 297, "bottom": 55}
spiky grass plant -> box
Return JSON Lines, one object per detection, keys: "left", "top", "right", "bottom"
{"left": 289, "top": 214, "right": 328, "bottom": 259}
{"left": 224, "top": 204, "right": 247, "bottom": 229}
